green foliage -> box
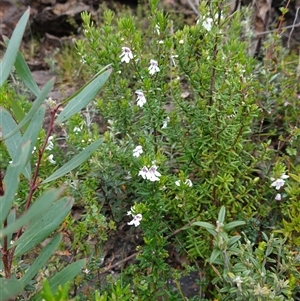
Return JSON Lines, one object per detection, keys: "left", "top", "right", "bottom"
{"left": 193, "top": 206, "right": 300, "bottom": 301}
{"left": 0, "top": 8, "right": 111, "bottom": 301}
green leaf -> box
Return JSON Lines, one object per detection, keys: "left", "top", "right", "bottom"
{"left": 33, "top": 259, "right": 86, "bottom": 301}
{"left": 0, "top": 108, "right": 23, "bottom": 161}
{"left": 0, "top": 188, "right": 63, "bottom": 238}
{"left": 192, "top": 221, "right": 216, "bottom": 233}
{"left": 289, "top": 173, "right": 300, "bottom": 183}
{"left": 15, "top": 51, "right": 41, "bottom": 96}
{"left": 55, "top": 67, "right": 112, "bottom": 124}
{"left": 228, "top": 235, "right": 242, "bottom": 246}
{"left": 13, "top": 197, "right": 73, "bottom": 257}
{"left": 21, "top": 234, "right": 62, "bottom": 286}
{"left": 0, "top": 142, "right": 31, "bottom": 225}
{"left": 217, "top": 206, "right": 226, "bottom": 224}
{"left": 17, "top": 104, "right": 46, "bottom": 179}
{"left": 0, "top": 278, "right": 24, "bottom": 301}
{"left": 209, "top": 249, "right": 222, "bottom": 264}
{"left": 0, "top": 209, "right": 16, "bottom": 251}
{"left": 224, "top": 221, "right": 246, "bottom": 231}
{"left": 0, "top": 8, "right": 30, "bottom": 87}
{"left": 42, "top": 138, "right": 103, "bottom": 183}
{"left": 2, "top": 79, "right": 53, "bottom": 140}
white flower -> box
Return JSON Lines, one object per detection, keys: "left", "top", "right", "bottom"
{"left": 155, "top": 24, "right": 160, "bottom": 35}
{"left": 148, "top": 59, "right": 160, "bottom": 75}
{"left": 48, "top": 154, "right": 56, "bottom": 164}
{"left": 179, "top": 39, "right": 184, "bottom": 44}
{"left": 162, "top": 117, "right": 170, "bottom": 129}
{"left": 135, "top": 91, "right": 147, "bottom": 107}
{"left": 133, "top": 145, "right": 143, "bottom": 157}
{"left": 275, "top": 193, "right": 282, "bottom": 201}
{"left": 45, "top": 97, "right": 56, "bottom": 108}
{"left": 32, "top": 146, "right": 36, "bottom": 154}
{"left": 175, "top": 179, "right": 193, "bottom": 187}
{"left": 128, "top": 213, "right": 142, "bottom": 227}
{"left": 271, "top": 174, "right": 289, "bottom": 190}
{"left": 185, "top": 179, "right": 193, "bottom": 187}
{"left": 73, "top": 126, "right": 81, "bottom": 133}
{"left": 138, "top": 166, "right": 149, "bottom": 180}
{"left": 138, "top": 165, "right": 161, "bottom": 182}
{"left": 45, "top": 136, "right": 54, "bottom": 151}
{"left": 202, "top": 17, "right": 213, "bottom": 31}
{"left": 83, "top": 268, "right": 90, "bottom": 274}
{"left": 147, "top": 165, "right": 161, "bottom": 181}
{"left": 120, "top": 47, "right": 133, "bottom": 63}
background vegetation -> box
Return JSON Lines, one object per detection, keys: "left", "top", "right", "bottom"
{"left": 0, "top": 0, "right": 300, "bottom": 300}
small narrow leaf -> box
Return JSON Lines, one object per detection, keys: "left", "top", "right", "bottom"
{"left": 42, "top": 139, "right": 102, "bottom": 183}
{"left": 217, "top": 206, "right": 226, "bottom": 224}
{"left": 224, "top": 221, "right": 246, "bottom": 231}
{"left": 0, "top": 8, "right": 30, "bottom": 86}
{"left": 21, "top": 234, "right": 62, "bottom": 285}
{"left": 55, "top": 68, "right": 112, "bottom": 124}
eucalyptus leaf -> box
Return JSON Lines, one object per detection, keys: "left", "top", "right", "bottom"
{"left": 33, "top": 259, "right": 86, "bottom": 301}
{"left": 55, "top": 68, "right": 112, "bottom": 124}
{"left": 0, "top": 142, "right": 31, "bottom": 226}
{"left": 0, "top": 278, "right": 24, "bottom": 301}
{"left": 42, "top": 138, "right": 103, "bottom": 183}
{"left": 0, "top": 188, "right": 63, "bottom": 239}
{"left": 15, "top": 51, "right": 41, "bottom": 96}
{"left": 13, "top": 197, "right": 73, "bottom": 257}
{"left": 0, "top": 8, "right": 30, "bottom": 87}
{"left": 21, "top": 234, "right": 62, "bottom": 286}
{"left": 2, "top": 79, "right": 54, "bottom": 140}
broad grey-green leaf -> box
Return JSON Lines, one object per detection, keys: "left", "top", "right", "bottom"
{"left": 2, "top": 79, "right": 53, "bottom": 140}
{"left": 42, "top": 138, "right": 102, "bottom": 183}
{"left": 0, "top": 142, "right": 31, "bottom": 226}
{"left": 55, "top": 68, "right": 112, "bottom": 124}
{"left": 21, "top": 234, "right": 61, "bottom": 286}
{"left": 33, "top": 259, "right": 86, "bottom": 301}
{"left": 0, "top": 278, "right": 24, "bottom": 301}
{"left": 0, "top": 108, "right": 23, "bottom": 161}
{"left": 0, "top": 188, "right": 63, "bottom": 239}
{"left": 15, "top": 51, "right": 41, "bottom": 96}
{"left": 0, "top": 8, "right": 30, "bottom": 87}
{"left": 17, "top": 105, "right": 46, "bottom": 179}
{"left": 13, "top": 197, "right": 73, "bottom": 257}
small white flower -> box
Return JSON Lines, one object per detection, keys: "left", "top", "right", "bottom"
{"left": 147, "top": 165, "right": 161, "bottom": 181}
{"left": 175, "top": 179, "right": 193, "bottom": 187}
{"left": 155, "top": 24, "right": 160, "bottom": 35}
{"left": 275, "top": 193, "right": 282, "bottom": 201}
{"left": 83, "top": 268, "right": 90, "bottom": 274}
{"left": 73, "top": 126, "right": 81, "bottom": 133}
{"left": 179, "top": 39, "right": 184, "bottom": 44}
{"left": 148, "top": 59, "right": 160, "bottom": 75}
{"left": 45, "top": 97, "right": 56, "bottom": 108}
{"left": 133, "top": 145, "right": 143, "bottom": 157}
{"left": 138, "top": 165, "right": 161, "bottom": 182}
{"left": 45, "top": 136, "right": 54, "bottom": 151}
{"left": 271, "top": 174, "right": 289, "bottom": 190}
{"left": 32, "top": 146, "right": 36, "bottom": 154}
{"left": 185, "top": 179, "right": 193, "bottom": 187}
{"left": 135, "top": 91, "right": 147, "bottom": 107}
{"left": 128, "top": 213, "right": 142, "bottom": 227}
{"left": 158, "top": 40, "right": 164, "bottom": 44}
{"left": 202, "top": 17, "right": 213, "bottom": 31}
{"left": 120, "top": 47, "right": 133, "bottom": 63}
{"left": 48, "top": 154, "right": 56, "bottom": 164}
{"left": 138, "top": 166, "right": 149, "bottom": 180}
{"left": 162, "top": 117, "right": 170, "bottom": 129}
